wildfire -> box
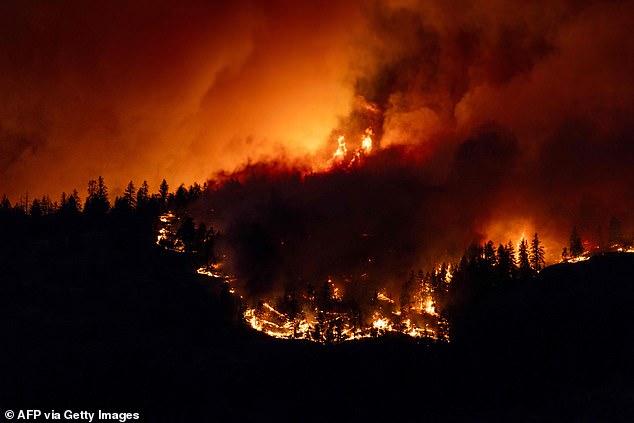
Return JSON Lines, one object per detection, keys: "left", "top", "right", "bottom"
{"left": 424, "top": 298, "right": 437, "bottom": 316}
{"left": 153, "top": 122, "right": 461, "bottom": 345}
{"left": 361, "top": 128, "right": 373, "bottom": 153}
{"left": 560, "top": 242, "right": 634, "bottom": 264}
{"left": 376, "top": 292, "right": 394, "bottom": 303}
{"left": 234, "top": 273, "right": 450, "bottom": 343}
{"left": 156, "top": 212, "right": 185, "bottom": 252}
{"left": 565, "top": 256, "right": 590, "bottom": 263}
{"left": 332, "top": 135, "right": 347, "bottom": 161}
{"left": 372, "top": 314, "right": 393, "bottom": 331}
{"left": 330, "top": 127, "right": 375, "bottom": 169}
{"left": 197, "top": 263, "right": 228, "bottom": 279}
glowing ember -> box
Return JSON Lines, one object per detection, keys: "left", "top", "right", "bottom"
{"left": 196, "top": 263, "right": 231, "bottom": 279}
{"left": 376, "top": 292, "right": 394, "bottom": 303}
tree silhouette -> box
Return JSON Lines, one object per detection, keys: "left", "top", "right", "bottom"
{"left": 136, "top": 181, "right": 149, "bottom": 208}
{"left": 506, "top": 240, "right": 517, "bottom": 269}
{"left": 194, "top": 222, "right": 216, "bottom": 261}
{"left": 317, "top": 280, "right": 335, "bottom": 312}
{"left": 60, "top": 190, "right": 81, "bottom": 217}
{"left": 123, "top": 181, "right": 137, "bottom": 210}
{"left": 159, "top": 179, "right": 169, "bottom": 207}
{"left": 561, "top": 247, "right": 569, "bottom": 261}
{"left": 483, "top": 240, "right": 497, "bottom": 270}
{"left": 40, "top": 195, "right": 54, "bottom": 215}
{"left": 85, "top": 176, "right": 110, "bottom": 216}
{"left": 175, "top": 184, "right": 188, "bottom": 209}
{"left": 177, "top": 216, "right": 197, "bottom": 252}
{"left": 1, "top": 194, "right": 11, "bottom": 213}
{"left": 188, "top": 183, "right": 202, "bottom": 201}
{"left": 70, "top": 190, "right": 81, "bottom": 212}
{"left": 569, "top": 227, "right": 584, "bottom": 258}
{"left": 97, "top": 176, "right": 108, "bottom": 203}
{"left": 496, "top": 242, "right": 516, "bottom": 285}
{"left": 30, "top": 198, "right": 42, "bottom": 218}
{"left": 518, "top": 238, "right": 532, "bottom": 279}
{"left": 529, "top": 233, "right": 546, "bottom": 271}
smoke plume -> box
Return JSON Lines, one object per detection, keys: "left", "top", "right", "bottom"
{"left": 2, "top": 1, "right": 634, "bottom": 287}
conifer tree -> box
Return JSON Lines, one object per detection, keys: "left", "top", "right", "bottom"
{"left": 136, "top": 181, "right": 149, "bottom": 207}
{"left": 85, "top": 177, "right": 110, "bottom": 216}
{"left": 30, "top": 198, "right": 42, "bottom": 218}
{"left": 569, "top": 227, "right": 584, "bottom": 258}
{"left": 123, "top": 181, "right": 136, "bottom": 209}
{"left": 159, "top": 179, "right": 169, "bottom": 206}
{"left": 496, "top": 243, "right": 515, "bottom": 282}
{"left": 561, "top": 247, "right": 569, "bottom": 261}
{"left": 97, "top": 176, "right": 109, "bottom": 207}
{"left": 529, "top": 232, "right": 546, "bottom": 271}
{"left": 518, "top": 238, "right": 532, "bottom": 278}
{"left": 0, "top": 195, "right": 11, "bottom": 213}
{"left": 483, "top": 240, "right": 497, "bottom": 269}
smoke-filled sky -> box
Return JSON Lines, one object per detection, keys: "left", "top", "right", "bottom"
{"left": 2, "top": 0, "right": 634, "bottom": 262}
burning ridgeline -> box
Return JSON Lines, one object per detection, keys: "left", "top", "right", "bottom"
{"left": 155, "top": 121, "right": 634, "bottom": 344}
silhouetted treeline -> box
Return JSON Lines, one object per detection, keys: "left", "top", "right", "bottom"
{"left": 0, "top": 177, "right": 214, "bottom": 262}
{"left": 446, "top": 234, "right": 546, "bottom": 328}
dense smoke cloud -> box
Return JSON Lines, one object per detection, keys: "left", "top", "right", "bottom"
{"left": 186, "top": 0, "right": 634, "bottom": 295}
{"left": 0, "top": 0, "right": 364, "bottom": 198}
{"left": 350, "top": 0, "right": 634, "bottom": 247}
{"left": 2, "top": 0, "right": 634, "bottom": 278}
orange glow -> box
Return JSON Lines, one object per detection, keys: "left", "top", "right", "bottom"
{"left": 332, "top": 135, "right": 347, "bottom": 162}
{"left": 361, "top": 128, "right": 374, "bottom": 153}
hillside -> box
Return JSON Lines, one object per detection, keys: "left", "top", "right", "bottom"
{"left": 2, "top": 223, "right": 634, "bottom": 421}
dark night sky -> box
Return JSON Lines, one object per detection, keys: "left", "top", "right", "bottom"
{"left": 2, "top": 0, "right": 634, "bottom": 259}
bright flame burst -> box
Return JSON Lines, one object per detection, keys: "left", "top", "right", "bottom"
{"left": 156, "top": 212, "right": 185, "bottom": 252}
{"left": 332, "top": 135, "right": 347, "bottom": 161}
{"left": 331, "top": 127, "right": 374, "bottom": 169}
{"left": 361, "top": 128, "right": 373, "bottom": 153}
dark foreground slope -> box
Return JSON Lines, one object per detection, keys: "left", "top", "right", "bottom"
{"left": 2, "top": 224, "right": 634, "bottom": 422}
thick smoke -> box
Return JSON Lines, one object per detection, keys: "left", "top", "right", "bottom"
{"left": 2, "top": 1, "right": 634, "bottom": 291}
{"left": 188, "top": 0, "right": 634, "bottom": 296}
{"left": 194, "top": 122, "right": 527, "bottom": 296}
{"left": 0, "top": 0, "right": 364, "bottom": 198}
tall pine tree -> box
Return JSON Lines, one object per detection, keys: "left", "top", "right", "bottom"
{"left": 518, "top": 238, "right": 533, "bottom": 279}
{"left": 529, "top": 233, "right": 546, "bottom": 271}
